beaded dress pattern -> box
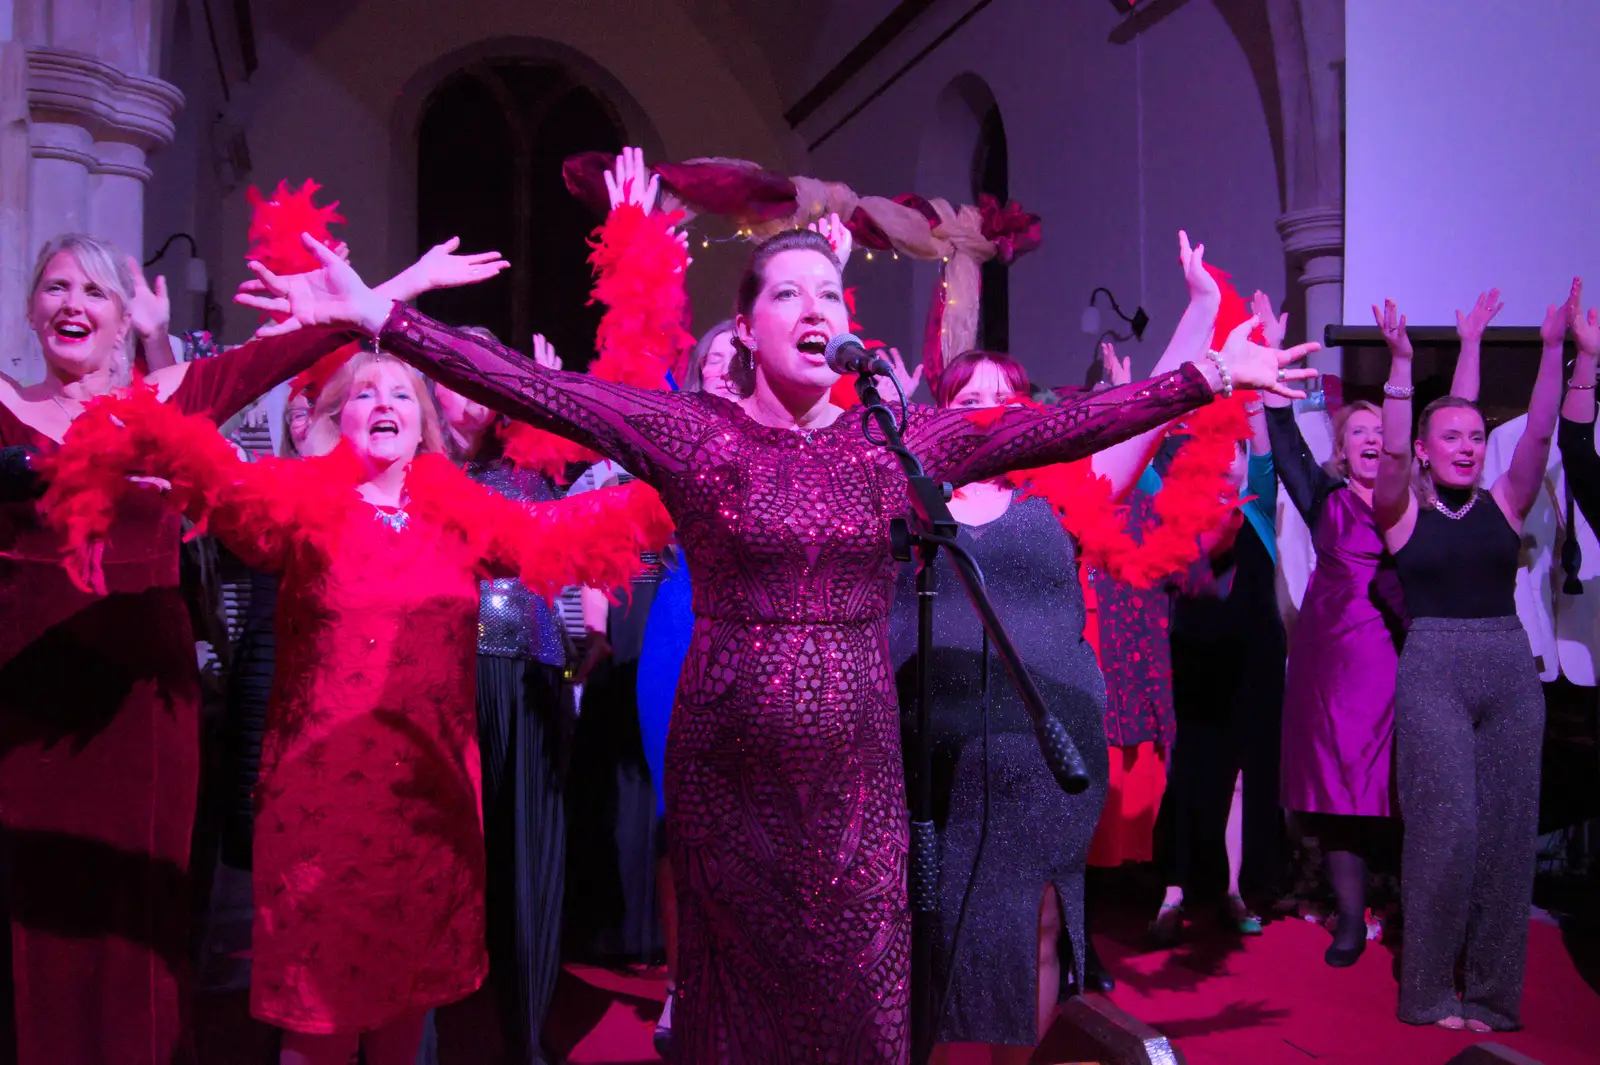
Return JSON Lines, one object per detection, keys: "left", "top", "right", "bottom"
{"left": 379, "top": 305, "right": 1213, "bottom": 1064}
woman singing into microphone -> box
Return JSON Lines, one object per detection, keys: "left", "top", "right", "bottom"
{"left": 240, "top": 149, "right": 1319, "bottom": 1064}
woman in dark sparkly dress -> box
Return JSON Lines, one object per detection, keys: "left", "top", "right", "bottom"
{"left": 242, "top": 151, "right": 1316, "bottom": 1063}
{"left": 889, "top": 351, "right": 1111, "bottom": 1062}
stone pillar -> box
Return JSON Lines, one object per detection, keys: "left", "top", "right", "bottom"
{"left": 1276, "top": 204, "right": 1344, "bottom": 377}
{"left": 9, "top": 45, "right": 181, "bottom": 382}
{"left": 1, "top": 41, "right": 32, "bottom": 381}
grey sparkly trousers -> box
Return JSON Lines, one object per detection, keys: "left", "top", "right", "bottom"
{"left": 1395, "top": 617, "right": 1543, "bottom": 1030}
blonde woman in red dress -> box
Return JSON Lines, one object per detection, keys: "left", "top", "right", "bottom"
{"left": 40, "top": 348, "right": 672, "bottom": 1065}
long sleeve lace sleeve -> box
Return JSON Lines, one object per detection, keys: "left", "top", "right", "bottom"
{"left": 1265, "top": 405, "right": 1340, "bottom": 530}
{"left": 379, "top": 305, "right": 708, "bottom": 489}
{"left": 909, "top": 364, "right": 1214, "bottom": 488}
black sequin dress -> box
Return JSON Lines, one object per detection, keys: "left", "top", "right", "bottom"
{"left": 435, "top": 456, "right": 573, "bottom": 1064}
{"left": 890, "top": 495, "right": 1110, "bottom": 1046}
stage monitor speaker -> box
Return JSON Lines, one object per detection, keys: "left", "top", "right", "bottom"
{"left": 1031, "top": 993, "right": 1184, "bottom": 1065}
{"left": 1441, "top": 1044, "right": 1546, "bottom": 1065}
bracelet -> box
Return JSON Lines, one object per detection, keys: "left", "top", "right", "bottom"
{"left": 1382, "top": 382, "right": 1415, "bottom": 400}
{"left": 1568, "top": 380, "right": 1596, "bottom": 391}
{"left": 1204, "top": 349, "right": 1233, "bottom": 398}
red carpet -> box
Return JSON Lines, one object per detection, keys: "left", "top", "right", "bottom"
{"left": 550, "top": 918, "right": 1599, "bottom": 1064}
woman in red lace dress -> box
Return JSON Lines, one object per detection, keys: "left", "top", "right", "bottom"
{"left": 246, "top": 152, "right": 1318, "bottom": 1063}
{"left": 41, "top": 348, "right": 671, "bottom": 1065}
{"left": 0, "top": 233, "right": 359, "bottom": 1065}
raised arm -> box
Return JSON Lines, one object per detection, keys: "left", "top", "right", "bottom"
{"left": 127, "top": 258, "right": 176, "bottom": 373}
{"left": 915, "top": 317, "right": 1320, "bottom": 488}
{"left": 148, "top": 327, "right": 360, "bottom": 426}
{"left": 1450, "top": 288, "right": 1502, "bottom": 402}
{"left": 1559, "top": 295, "right": 1600, "bottom": 529}
{"left": 1087, "top": 232, "right": 1221, "bottom": 499}
{"left": 1494, "top": 285, "right": 1575, "bottom": 524}
{"left": 1374, "top": 300, "right": 1418, "bottom": 536}
{"left": 379, "top": 306, "right": 700, "bottom": 486}
{"left": 1264, "top": 404, "right": 1340, "bottom": 529}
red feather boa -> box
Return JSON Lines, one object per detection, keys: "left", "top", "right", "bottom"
{"left": 38, "top": 386, "right": 674, "bottom": 598}
{"left": 1002, "top": 263, "right": 1264, "bottom": 588}
{"left": 497, "top": 421, "right": 596, "bottom": 484}
{"left": 482, "top": 202, "right": 695, "bottom": 476}
{"left": 587, "top": 203, "right": 694, "bottom": 389}
{"left": 245, "top": 179, "right": 344, "bottom": 276}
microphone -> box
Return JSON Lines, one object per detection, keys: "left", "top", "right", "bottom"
{"left": 824, "top": 333, "right": 895, "bottom": 379}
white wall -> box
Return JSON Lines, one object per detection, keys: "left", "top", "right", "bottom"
{"left": 801, "top": 0, "right": 1286, "bottom": 389}
{"left": 1345, "top": 0, "right": 1600, "bottom": 326}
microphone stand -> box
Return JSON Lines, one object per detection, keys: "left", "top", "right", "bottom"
{"left": 852, "top": 373, "right": 1091, "bottom": 1065}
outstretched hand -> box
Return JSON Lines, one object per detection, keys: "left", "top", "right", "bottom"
{"left": 883, "top": 347, "right": 921, "bottom": 398}
{"left": 235, "top": 233, "right": 391, "bottom": 336}
{"left": 1218, "top": 316, "right": 1319, "bottom": 400}
{"left": 125, "top": 257, "right": 170, "bottom": 340}
{"left": 1372, "top": 299, "right": 1412, "bottom": 359}
{"left": 1570, "top": 278, "right": 1600, "bottom": 358}
{"left": 1541, "top": 280, "right": 1579, "bottom": 347}
{"left": 407, "top": 237, "right": 509, "bottom": 292}
{"left": 1101, "top": 341, "right": 1131, "bottom": 387}
{"left": 532, "top": 333, "right": 563, "bottom": 371}
{"left": 1455, "top": 288, "right": 1504, "bottom": 343}
{"left": 605, "top": 147, "right": 660, "bottom": 214}
{"left": 809, "top": 212, "right": 854, "bottom": 269}
{"left": 1250, "top": 290, "right": 1289, "bottom": 350}
{"left": 1179, "top": 230, "right": 1220, "bottom": 304}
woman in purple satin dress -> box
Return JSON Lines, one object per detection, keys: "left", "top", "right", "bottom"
{"left": 242, "top": 152, "right": 1317, "bottom": 1063}
{"left": 1265, "top": 288, "right": 1497, "bottom": 968}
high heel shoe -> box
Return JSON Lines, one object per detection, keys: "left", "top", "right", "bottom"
{"left": 654, "top": 985, "right": 675, "bottom": 1060}
{"left": 1082, "top": 939, "right": 1116, "bottom": 993}
{"left": 1148, "top": 902, "right": 1184, "bottom": 947}
{"left": 1224, "top": 894, "right": 1262, "bottom": 936}
{"left": 1324, "top": 938, "right": 1365, "bottom": 968}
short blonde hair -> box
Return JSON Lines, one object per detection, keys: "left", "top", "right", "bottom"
{"left": 28, "top": 233, "right": 135, "bottom": 382}
{"left": 305, "top": 349, "right": 447, "bottom": 459}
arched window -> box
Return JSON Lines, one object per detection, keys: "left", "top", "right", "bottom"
{"left": 416, "top": 61, "right": 623, "bottom": 369}
{"left": 972, "top": 103, "right": 1009, "bottom": 354}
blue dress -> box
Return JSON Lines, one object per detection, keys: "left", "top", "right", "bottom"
{"left": 635, "top": 546, "right": 694, "bottom": 813}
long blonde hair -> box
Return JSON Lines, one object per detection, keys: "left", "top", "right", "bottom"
{"left": 1411, "top": 395, "right": 1484, "bottom": 506}
{"left": 28, "top": 233, "right": 135, "bottom": 384}
{"left": 304, "top": 349, "right": 447, "bottom": 460}
{"left": 1323, "top": 400, "right": 1382, "bottom": 480}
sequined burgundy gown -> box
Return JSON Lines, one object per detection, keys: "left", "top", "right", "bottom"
{"left": 378, "top": 306, "right": 1216, "bottom": 1064}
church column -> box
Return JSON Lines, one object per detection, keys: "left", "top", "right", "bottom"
{"left": 1277, "top": 204, "right": 1343, "bottom": 378}
{"left": 16, "top": 45, "right": 182, "bottom": 380}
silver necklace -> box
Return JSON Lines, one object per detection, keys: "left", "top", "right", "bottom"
{"left": 48, "top": 393, "right": 79, "bottom": 419}
{"left": 371, "top": 504, "right": 410, "bottom": 533}
{"left": 1432, "top": 487, "right": 1479, "bottom": 521}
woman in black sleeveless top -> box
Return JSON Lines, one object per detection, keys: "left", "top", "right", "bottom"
{"left": 1372, "top": 288, "right": 1575, "bottom": 1031}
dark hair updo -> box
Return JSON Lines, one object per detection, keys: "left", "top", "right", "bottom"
{"left": 725, "top": 229, "right": 842, "bottom": 398}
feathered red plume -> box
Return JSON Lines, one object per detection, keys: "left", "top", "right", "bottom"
{"left": 1205, "top": 261, "right": 1265, "bottom": 349}
{"left": 498, "top": 421, "right": 596, "bottom": 484}
{"left": 246, "top": 179, "right": 345, "bottom": 276}
{"left": 995, "top": 261, "right": 1263, "bottom": 588}
{"left": 587, "top": 203, "right": 694, "bottom": 389}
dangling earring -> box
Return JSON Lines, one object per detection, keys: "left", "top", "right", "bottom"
{"left": 739, "top": 342, "right": 756, "bottom": 372}
{"left": 1421, "top": 458, "right": 1430, "bottom": 470}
